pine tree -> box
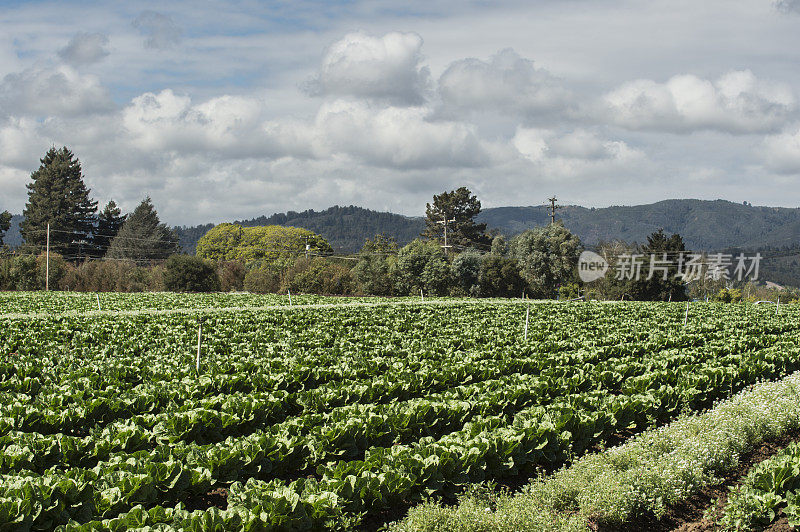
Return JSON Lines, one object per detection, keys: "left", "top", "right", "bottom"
{"left": 422, "top": 187, "right": 490, "bottom": 251}
{"left": 92, "top": 200, "right": 127, "bottom": 258}
{"left": 106, "top": 197, "right": 179, "bottom": 261}
{"left": 20, "top": 147, "right": 98, "bottom": 260}
{"left": 0, "top": 211, "right": 11, "bottom": 249}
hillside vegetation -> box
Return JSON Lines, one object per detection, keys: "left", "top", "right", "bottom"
{"left": 7, "top": 200, "right": 799, "bottom": 254}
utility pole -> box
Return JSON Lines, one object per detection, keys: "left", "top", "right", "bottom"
{"left": 437, "top": 215, "right": 455, "bottom": 254}
{"left": 548, "top": 196, "right": 561, "bottom": 225}
{"left": 45, "top": 223, "right": 50, "bottom": 291}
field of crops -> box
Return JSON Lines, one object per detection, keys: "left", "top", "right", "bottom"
{"left": 0, "top": 292, "right": 382, "bottom": 315}
{"left": 1, "top": 293, "right": 799, "bottom": 530}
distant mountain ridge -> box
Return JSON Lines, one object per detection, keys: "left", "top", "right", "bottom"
{"left": 478, "top": 199, "right": 800, "bottom": 250}
{"left": 171, "top": 205, "right": 425, "bottom": 254}
{"left": 3, "top": 215, "right": 23, "bottom": 249}
{"left": 5, "top": 199, "right": 800, "bottom": 254}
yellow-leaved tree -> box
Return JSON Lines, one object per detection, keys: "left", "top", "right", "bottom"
{"left": 196, "top": 224, "right": 332, "bottom": 268}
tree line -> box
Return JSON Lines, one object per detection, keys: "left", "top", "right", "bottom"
{"left": 2, "top": 146, "right": 796, "bottom": 301}
{"left": 1, "top": 147, "right": 180, "bottom": 262}
{"left": 0, "top": 147, "right": 185, "bottom": 290}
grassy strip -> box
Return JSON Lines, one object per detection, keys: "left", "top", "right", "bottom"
{"left": 393, "top": 372, "right": 800, "bottom": 532}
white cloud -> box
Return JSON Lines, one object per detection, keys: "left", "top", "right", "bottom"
{"left": 121, "top": 89, "right": 314, "bottom": 159}
{"left": 58, "top": 32, "right": 110, "bottom": 65}
{"left": 313, "top": 99, "right": 503, "bottom": 169}
{"left": 306, "top": 31, "right": 431, "bottom": 105}
{"left": 763, "top": 125, "right": 800, "bottom": 174}
{"left": 514, "top": 128, "right": 641, "bottom": 162}
{"left": 2, "top": 2, "right": 800, "bottom": 222}
{"left": 437, "top": 48, "right": 572, "bottom": 119}
{"left": 0, "top": 116, "right": 46, "bottom": 169}
{"left": 0, "top": 65, "right": 114, "bottom": 118}
{"left": 132, "top": 11, "right": 182, "bottom": 50}
{"left": 0, "top": 165, "right": 28, "bottom": 212}
{"left": 604, "top": 70, "right": 795, "bottom": 134}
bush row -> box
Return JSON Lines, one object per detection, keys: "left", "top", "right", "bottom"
{"left": 0, "top": 248, "right": 528, "bottom": 297}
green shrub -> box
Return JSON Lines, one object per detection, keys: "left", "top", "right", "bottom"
{"left": 715, "top": 288, "right": 742, "bottom": 303}
{"left": 478, "top": 255, "right": 527, "bottom": 298}
{"left": 451, "top": 251, "right": 482, "bottom": 296}
{"left": 217, "top": 261, "right": 246, "bottom": 292}
{"left": 163, "top": 255, "right": 220, "bottom": 292}
{"left": 282, "top": 258, "right": 356, "bottom": 295}
{"left": 243, "top": 266, "right": 281, "bottom": 294}
{"left": 10, "top": 254, "right": 39, "bottom": 290}
{"left": 60, "top": 260, "right": 146, "bottom": 291}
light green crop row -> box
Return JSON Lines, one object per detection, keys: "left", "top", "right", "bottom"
{"left": 395, "top": 371, "right": 800, "bottom": 532}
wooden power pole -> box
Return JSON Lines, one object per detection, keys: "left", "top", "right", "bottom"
{"left": 548, "top": 197, "right": 561, "bottom": 224}
{"left": 437, "top": 215, "right": 455, "bottom": 254}
{"left": 45, "top": 223, "right": 50, "bottom": 291}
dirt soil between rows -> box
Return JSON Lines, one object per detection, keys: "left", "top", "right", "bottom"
{"left": 595, "top": 428, "right": 800, "bottom": 532}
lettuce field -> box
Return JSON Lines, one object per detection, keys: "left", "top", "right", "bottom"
{"left": 1, "top": 293, "right": 799, "bottom": 530}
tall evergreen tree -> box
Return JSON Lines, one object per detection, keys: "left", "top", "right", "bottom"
{"left": 106, "top": 197, "right": 179, "bottom": 261}
{"left": 20, "top": 147, "right": 97, "bottom": 260}
{"left": 631, "top": 229, "right": 688, "bottom": 301}
{"left": 0, "top": 211, "right": 11, "bottom": 249}
{"left": 422, "top": 187, "right": 490, "bottom": 251}
{"left": 92, "top": 200, "right": 127, "bottom": 258}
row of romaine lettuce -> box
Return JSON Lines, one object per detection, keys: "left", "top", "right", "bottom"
{"left": 0, "top": 389, "right": 670, "bottom": 529}
{"left": 0, "top": 303, "right": 714, "bottom": 429}
{"left": 2, "top": 324, "right": 795, "bottom": 451}
{"left": 0, "top": 372, "right": 555, "bottom": 474}
{"left": 1, "top": 304, "right": 787, "bottom": 436}
{"left": 0, "top": 339, "right": 577, "bottom": 437}
{"left": 1, "top": 316, "right": 795, "bottom": 479}
{"left": 0, "top": 304, "right": 546, "bottom": 390}
{"left": 3, "top": 324, "right": 790, "bottom": 462}
{"left": 0, "top": 291, "right": 355, "bottom": 315}
{"left": 1, "top": 381, "right": 736, "bottom": 529}
{"left": 5, "top": 341, "right": 800, "bottom": 529}
{"left": 713, "top": 440, "right": 800, "bottom": 530}
{"left": 395, "top": 371, "right": 800, "bottom": 531}
{"left": 3, "top": 302, "right": 796, "bottom": 524}
{"left": 4, "top": 301, "right": 767, "bottom": 392}
{"left": 51, "top": 364, "right": 800, "bottom": 532}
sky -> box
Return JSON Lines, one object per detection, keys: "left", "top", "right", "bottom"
{"left": 1, "top": 0, "right": 800, "bottom": 226}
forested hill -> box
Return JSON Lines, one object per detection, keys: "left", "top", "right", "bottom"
{"left": 3, "top": 207, "right": 426, "bottom": 253}
{"left": 478, "top": 199, "right": 800, "bottom": 250}
{"left": 2, "top": 215, "right": 23, "bottom": 249}
{"left": 175, "top": 205, "right": 426, "bottom": 254}
{"left": 6, "top": 200, "right": 800, "bottom": 255}
{"left": 172, "top": 199, "right": 799, "bottom": 254}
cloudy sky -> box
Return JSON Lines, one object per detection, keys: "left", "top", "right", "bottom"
{"left": 1, "top": 0, "right": 800, "bottom": 225}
